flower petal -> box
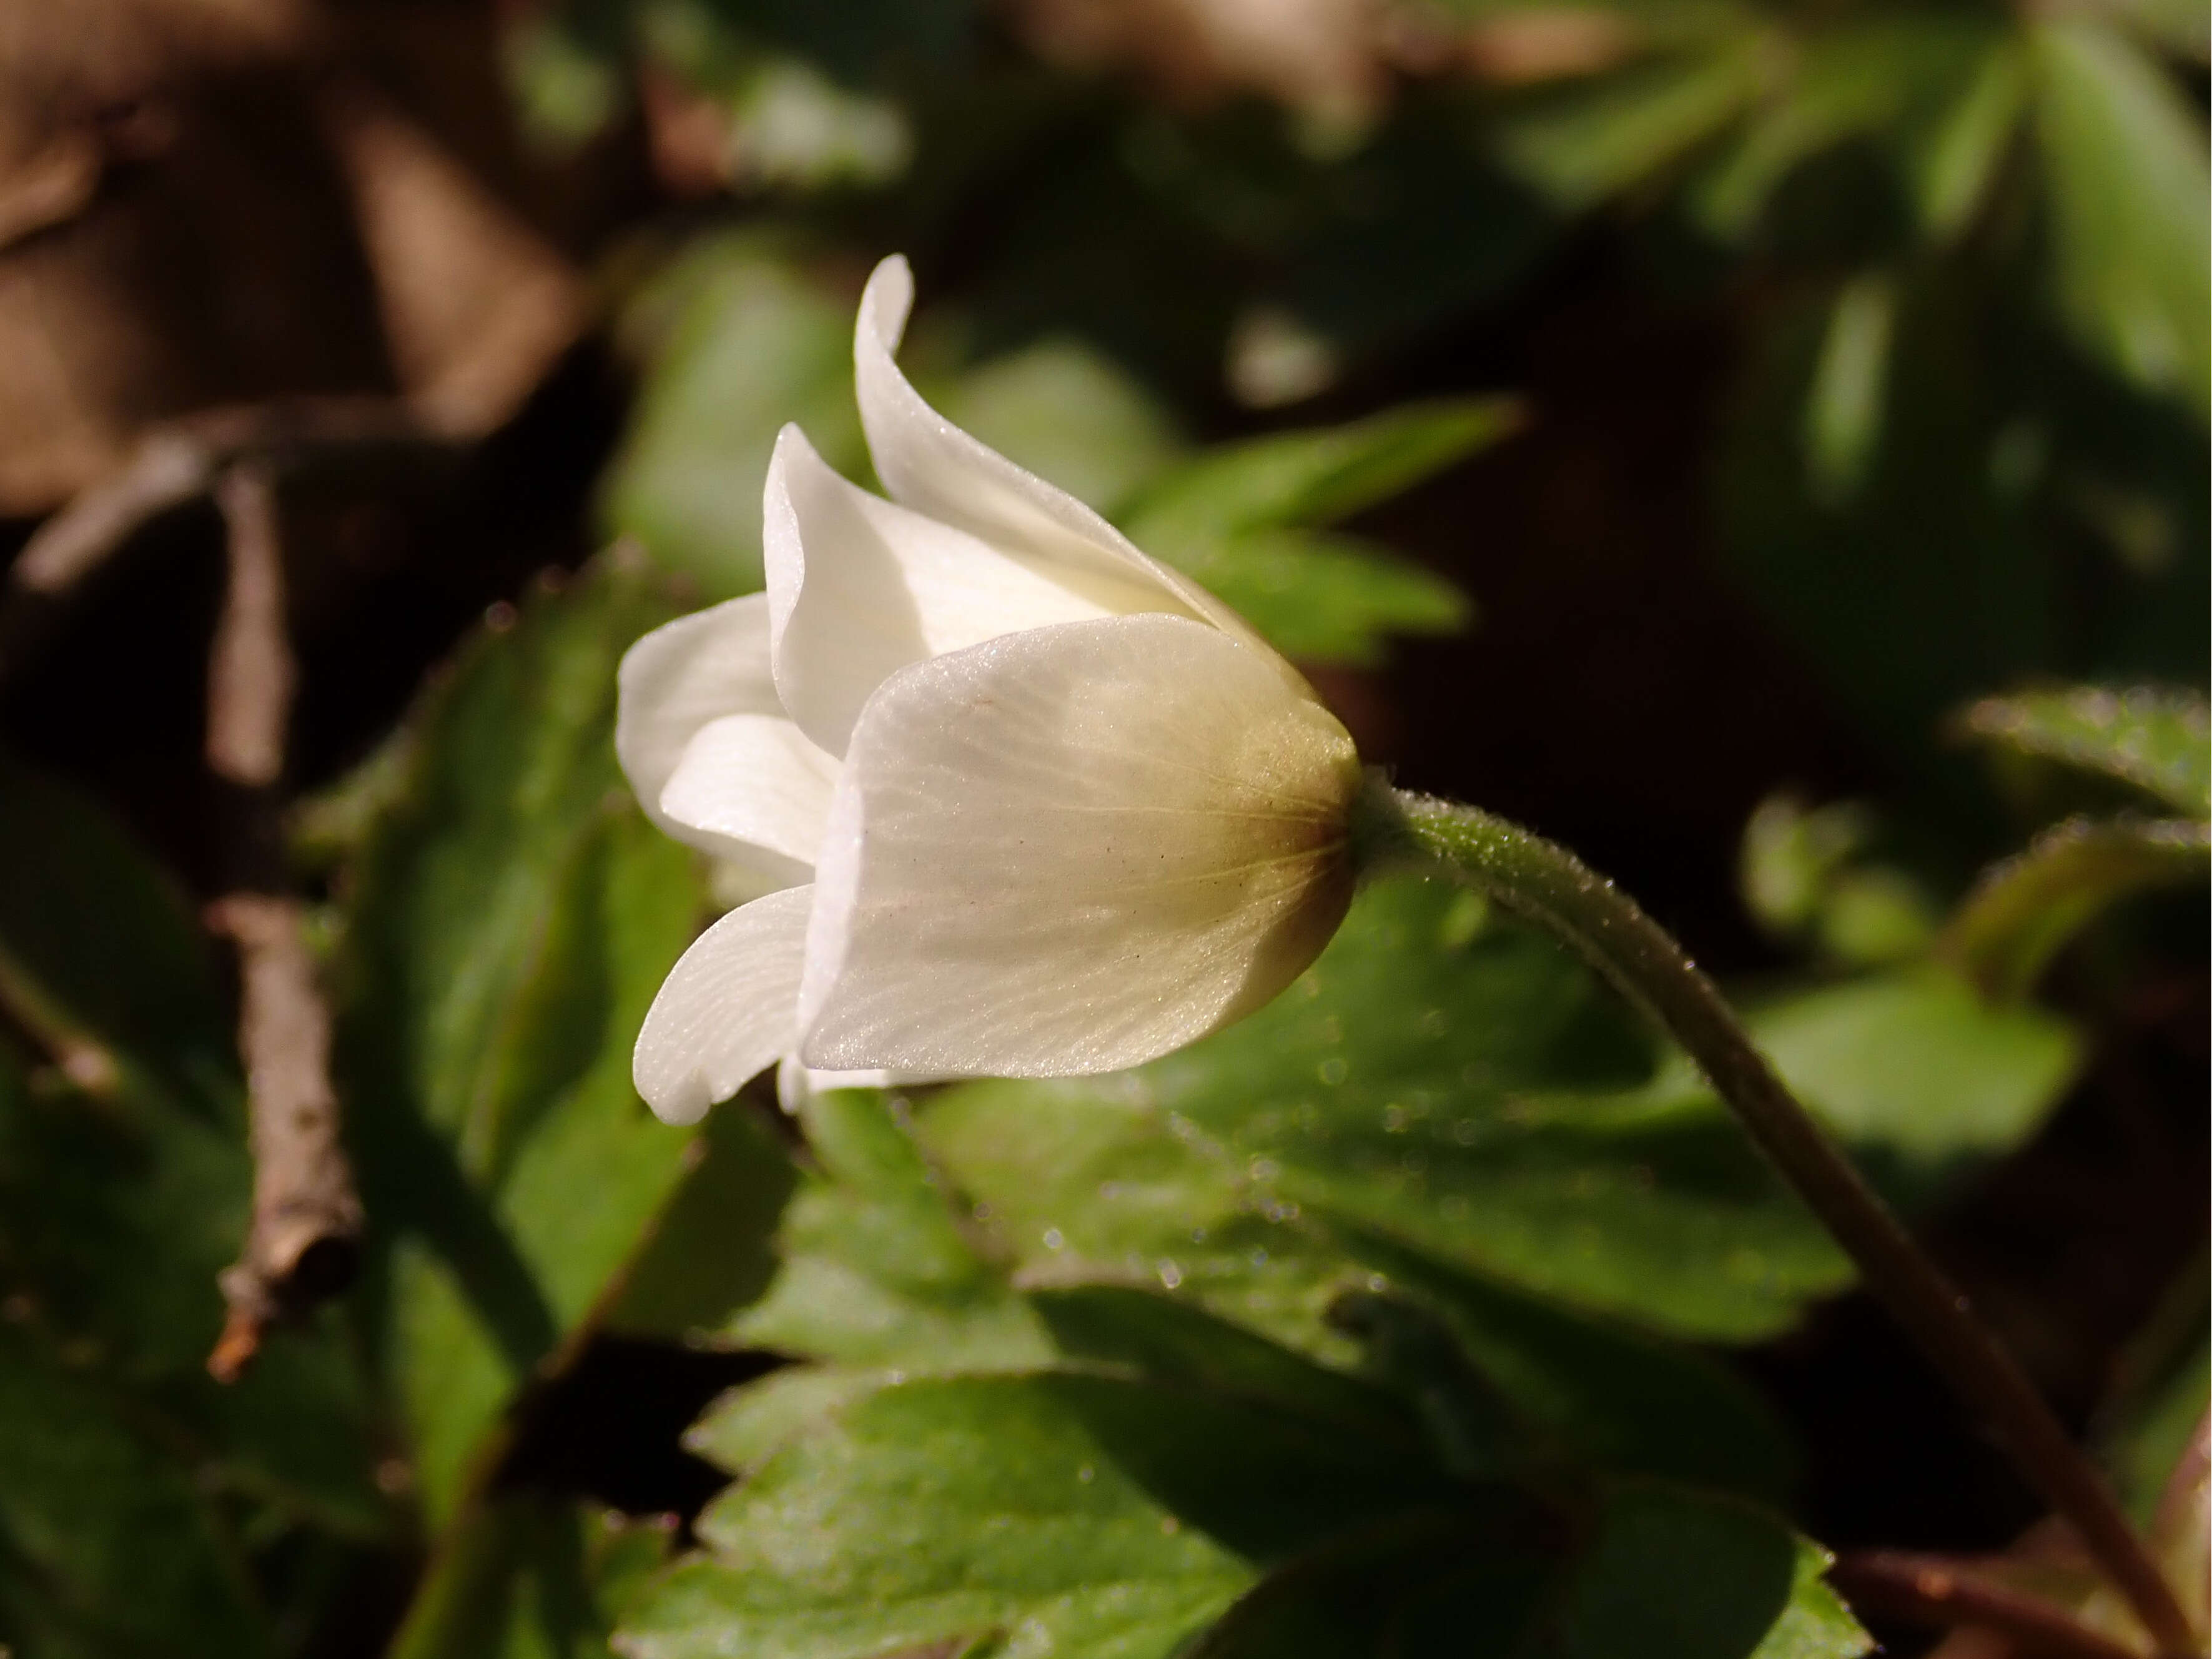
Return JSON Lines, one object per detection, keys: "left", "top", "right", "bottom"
{"left": 764, "top": 423, "right": 1160, "bottom": 753}
{"left": 616, "top": 595, "right": 782, "bottom": 849}
{"left": 659, "top": 713, "right": 839, "bottom": 885}
{"left": 797, "top": 613, "right": 1361, "bottom": 1076}
{"left": 854, "top": 255, "right": 1279, "bottom": 653}
{"left": 634, "top": 885, "right": 812, "bottom": 1125}
{"left": 773, "top": 1056, "right": 896, "bottom": 1115}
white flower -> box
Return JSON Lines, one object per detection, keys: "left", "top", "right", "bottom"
{"left": 618, "top": 255, "right": 1363, "bottom": 1124}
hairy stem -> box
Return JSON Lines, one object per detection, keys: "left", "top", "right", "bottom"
{"left": 1361, "top": 784, "right": 2198, "bottom": 1655}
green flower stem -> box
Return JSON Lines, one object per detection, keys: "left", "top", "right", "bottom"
{"left": 1361, "top": 785, "right": 2199, "bottom": 1655}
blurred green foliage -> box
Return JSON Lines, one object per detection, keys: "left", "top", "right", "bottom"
{"left": 0, "top": 0, "right": 2205, "bottom": 1652}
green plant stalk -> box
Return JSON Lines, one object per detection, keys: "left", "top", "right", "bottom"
{"left": 1358, "top": 784, "right": 2199, "bottom": 1655}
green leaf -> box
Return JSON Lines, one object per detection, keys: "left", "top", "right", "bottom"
{"left": 1560, "top": 1484, "right": 1868, "bottom": 1659}
{"left": 1497, "top": 40, "right": 1765, "bottom": 212}
{"left": 0, "top": 753, "right": 231, "bottom": 1115}
{"left": 1712, "top": 265, "right": 2208, "bottom": 776}
{"left": 2031, "top": 21, "right": 2211, "bottom": 423}
{"left": 1802, "top": 275, "right": 1896, "bottom": 507}
{"left": 0, "top": 1053, "right": 385, "bottom": 1535}
{"left": 1960, "top": 686, "right": 2212, "bottom": 815}
{"left": 1945, "top": 816, "right": 2210, "bottom": 999}
{"left": 726, "top": 1088, "right": 1051, "bottom": 1370}
{"left": 687, "top": 1365, "right": 896, "bottom": 1478}
{"left": 0, "top": 775, "right": 387, "bottom": 1654}
{"left": 926, "top": 879, "right": 1851, "bottom": 1345}
{"left": 640, "top": 13, "right": 914, "bottom": 195}
{"left": 505, "top": 15, "right": 627, "bottom": 152}
{"left": 933, "top": 338, "right": 1186, "bottom": 517}
{"left": 1689, "top": 18, "right": 1995, "bottom": 242}
{"left": 1739, "top": 796, "right": 1942, "bottom": 969}
{"left": 1912, "top": 37, "right": 2028, "bottom": 240}
{"left": 1163, "top": 528, "right": 1470, "bottom": 666}
{"left": 600, "top": 1099, "right": 797, "bottom": 1342}
{"left": 1119, "top": 398, "right": 1520, "bottom": 546}
{"left": 2114, "top": 1332, "right": 2208, "bottom": 1530}
{"left": 1341, "top": 1242, "right": 1799, "bottom": 1503}
{"left": 334, "top": 558, "right": 721, "bottom": 1527}
{"left": 2101, "top": 1247, "right": 2208, "bottom": 1527}
{"left": 1177, "top": 1503, "right": 1556, "bottom": 1659}
{"left": 389, "top": 1497, "right": 676, "bottom": 1659}
{"left": 0, "top": 1322, "right": 269, "bottom": 1659}
{"left": 1729, "top": 966, "right": 2083, "bottom": 1165}
{"left": 625, "top": 1372, "right": 1454, "bottom": 1659}
{"left": 647, "top": 1094, "right": 1853, "bottom": 1659}
{"left": 1032, "top": 1285, "right": 1421, "bottom": 1445}
{"left": 1183, "top": 1482, "right": 1865, "bottom": 1659}
{"left": 1741, "top": 796, "right": 1875, "bottom": 937}
{"left": 601, "top": 237, "right": 866, "bottom": 597}
{"left": 644, "top": 1371, "right": 1855, "bottom": 1659}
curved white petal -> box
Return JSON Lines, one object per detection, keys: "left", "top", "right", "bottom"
{"left": 633, "top": 886, "right": 812, "bottom": 1125}
{"left": 797, "top": 614, "right": 1361, "bottom": 1076}
{"left": 854, "top": 256, "right": 1283, "bottom": 658}
{"left": 764, "top": 424, "right": 1167, "bottom": 753}
{"left": 773, "top": 1055, "right": 896, "bottom": 1115}
{"left": 616, "top": 596, "right": 782, "bottom": 848}
{"left": 659, "top": 713, "right": 839, "bottom": 886}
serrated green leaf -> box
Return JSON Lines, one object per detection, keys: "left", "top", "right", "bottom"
{"left": 687, "top": 1365, "right": 894, "bottom": 1478}
{"left": 1183, "top": 1482, "right": 1864, "bottom": 1659}
{"left": 334, "top": 559, "right": 719, "bottom": 1528}
{"left": 1175, "top": 1502, "right": 1556, "bottom": 1658}
{"left": 1960, "top": 686, "right": 2212, "bottom": 815}
{"left": 727, "top": 1089, "right": 1051, "bottom": 1370}
{"left": 626, "top": 1372, "right": 1454, "bottom": 1659}
{"left": 601, "top": 237, "right": 865, "bottom": 597}
{"left": 2031, "top": 21, "right": 2211, "bottom": 422}
{"left": 1342, "top": 1239, "right": 1798, "bottom": 1503}
{"left": 1037, "top": 1286, "right": 1413, "bottom": 1423}
{"left": 1945, "top": 816, "right": 2210, "bottom": 999}
{"left": 926, "top": 879, "right": 1851, "bottom": 1345}
{"left": 1561, "top": 1484, "right": 1867, "bottom": 1659}
{"left": 647, "top": 1371, "right": 1853, "bottom": 1659}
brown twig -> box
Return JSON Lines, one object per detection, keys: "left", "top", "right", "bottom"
{"left": 204, "top": 461, "right": 362, "bottom": 1383}
{"left": 0, "top": 397, "right": 447, "bottom": 681}
{"left": 1833, "top": 1550, "right": 2152, "bottom": 1659}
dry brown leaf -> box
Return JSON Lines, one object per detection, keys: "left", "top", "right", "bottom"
{"left": 324, "top": 83, "right": 581, "bottom": 438}
{"left": 0, "top": 0, "right": 580, "bottom": 515}
{"left": 1007, "top": 0, "right": 1390, "bottom": 122}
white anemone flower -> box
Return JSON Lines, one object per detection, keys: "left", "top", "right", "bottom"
{"left": 618, "top": 255, "right": 1363, "bottom": 1125}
